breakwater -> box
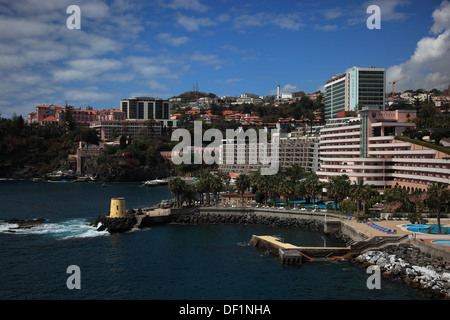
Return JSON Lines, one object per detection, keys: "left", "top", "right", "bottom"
{"left": 173, "top": 212, "right": 352, "bottom": 244}
{"left": 354, "top": 245, "right": 450, "bottom": 299}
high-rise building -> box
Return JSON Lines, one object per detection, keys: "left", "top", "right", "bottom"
{"left": 218, "top": 127, "right": 321, "bottom": 175}
{"left": 324, "top": 67, "right": 385, "bottom": 120}
{"left": 120, "top": 97, "right": 175, "bottom": 127}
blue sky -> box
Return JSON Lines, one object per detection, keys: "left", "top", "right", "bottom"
{"left": 1, "top": 0, "right": 449, "bottom": 118}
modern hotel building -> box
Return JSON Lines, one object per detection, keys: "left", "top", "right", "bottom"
{"left": 317, "top": 106, "right": 450, "bottom": 192}
{"left": 120, "top": 97, "right": 176, "bottom": 127}
{"left": 324, "top": 67, "right": 385, "bottom": 120}
{"left": 218, "top": 127, "right": 320, "bottom": 175}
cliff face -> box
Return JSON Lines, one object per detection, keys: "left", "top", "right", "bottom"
{"left": 94, "top": 163, "right": 171, "bottom": 182}
{"left": 2, "top": 155, "right": 172, "bottom": 182}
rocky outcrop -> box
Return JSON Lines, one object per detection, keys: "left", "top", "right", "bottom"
{"left": 354, "top": 246, "right": 450, "bottom": 299}
{"left": 90, "top": 211, "right": 137, "bottom": 234}
{"left": 1, "top": 218, "right": 46, "bottom": 232}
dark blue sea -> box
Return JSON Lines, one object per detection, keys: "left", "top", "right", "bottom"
{"left": 0, "top": 180, "right": 426, "bottom": 301}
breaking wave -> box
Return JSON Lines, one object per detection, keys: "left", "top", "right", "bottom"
{"left": 0, "top": 218, "right": 108, "bottom": 240}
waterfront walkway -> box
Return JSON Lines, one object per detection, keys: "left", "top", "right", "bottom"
{"left": 341, "top": 217, "right": 450, "bottom": 240}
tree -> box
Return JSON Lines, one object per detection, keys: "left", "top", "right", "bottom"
{"left": 279, "top": 179, "right": 295, "bottom": 207}
{"left": 119, "top": 135, "right": 127, "bottom": 149}
{"left": 427, "top": 182, "right": 449, "bottom": 234}
{"left": 327, "top": 175, "right": 351, "bottom": 210}
{"left": 235, "top": 174, "right": 250, "bottom": 206}
{"left": 210, "top": 175, "right": 224, "bottom": 206}
{"left": 181, "top": 185, "right": 198, "bottom": 206}
{"left": 168, "top": 177, "right": 187, "bottom": 207}
{"left": 80, "top": 128, "right": 100, "bottom": 146}
{"left": 198, "top": 171, "right": 214, "bottom": 205}
{"left": 304, "top": 173, "right": 322, "bottom": 207}
{"left": 383, "top": 183, "right": 409, "bottom": 204}
{"left": 351, "top": 179, "right": 373, "bottom": 216}
{"left": 430, "top": 130, "right": 450, "bottom": 146}
{"left": 63, "top": 105, "right": 76, "bottom": 131}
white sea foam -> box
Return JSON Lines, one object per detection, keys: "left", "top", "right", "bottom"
{"left": 0, "top": 223, "right": 19, "bottom": 232}
{"left": 0, "top": 218, "right": 108, "bottom": 240}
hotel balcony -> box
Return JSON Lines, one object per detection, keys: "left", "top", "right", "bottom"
{"left": 320, "top": 131, "right": 360, "bottom": 139}
{"left": 369, "top": 150, "right": 437, "bottom": 156}
{"left": 320, "top": 144, "right": 360, "bottom": 150}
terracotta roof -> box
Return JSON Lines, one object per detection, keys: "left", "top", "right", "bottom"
{"left": 42, "top": 116, "right": 58, "bottom": 122}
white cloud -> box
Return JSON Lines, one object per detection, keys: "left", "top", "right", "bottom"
{"left": 190, "top": 52, "right": 224, "bottom": 66}
{"left": 175, "top": 13, "right": 216, "bottom": 31}
{"left": 226, "top": 78, "right": 242, "bottom": 85}
{"left": 159, "top": 0, "right": 208, "bottom": 12}
{"left": 386, "top": 0, "right": 450, "bottom": 91}
{"left": 431, "top": 0, "right": 450, "bottom": 34}
{"left": 53, "top": 58, "right": 123, "bottom": 82}
{"left": 281, "top": 84, "right": 298, "bottom": 93}
{"left": 314, "top": 24, "right": 337, "bottom": 31}
{"left": 366, "top": 0, "right": 411, "bottom": 21}
{"left": 346, "top": 0, "right": 411, "bottom": 26}
{"left": 0, "top": 0, "right": 180, "bottom": 117}
{"left": 321, "top": 8, "right": 343, "bottom": 20}
{"left": 156, "top": 33, "right": 191, "bottom": 46}
{"left": 64, "top": 87, "right": 114, "bottom": 105}
{"left": 232, "top": 12, "right": 304, "bottom": 31}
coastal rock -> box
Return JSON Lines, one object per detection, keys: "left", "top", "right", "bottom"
{"left": 90, "top": 215, "right": 137, "bottom": 234}
{"left": 354, "top": 247, "right": 450, "bottom": 299}
{"left": 4, "top": 218, "right": 46, "bottom": 229}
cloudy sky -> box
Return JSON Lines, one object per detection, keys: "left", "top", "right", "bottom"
{"left": 0, "top": 0, "right": 449, "bottom": 118}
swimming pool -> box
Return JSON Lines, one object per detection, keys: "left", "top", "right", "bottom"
{"left": 404, "top": 224, "right": 450, "bottom": 233}
{"left": 431, "top": 240, "right": 450, "bottom": 247}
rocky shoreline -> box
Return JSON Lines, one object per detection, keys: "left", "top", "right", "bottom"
{"left": 0, "top": 218, "right": 46, "bottom": 232}
{"left": 353, "top": 245, "right": 450, "bottom": 299}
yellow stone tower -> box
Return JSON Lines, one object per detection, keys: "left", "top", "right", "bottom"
{"left": 109, "top": 197, "right": 126, "bottom": 218}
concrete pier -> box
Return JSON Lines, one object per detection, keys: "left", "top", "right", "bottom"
{"left": 248, "top": 235, "right": 365, "bottom": 263}
{"left": 249, "top": 235, "right": 304, "bottom": 264}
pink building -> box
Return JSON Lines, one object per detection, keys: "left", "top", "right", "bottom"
{"left": 89, "top": 120, "right": 162, "bottom": 141}
{"left": 317, "top": 107, "right": 450, "bottom": 192}
{"left": 27, "top": 105, "right": 126, "bottom": 126}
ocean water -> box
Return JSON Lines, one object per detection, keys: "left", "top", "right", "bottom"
{"left": 0, "top": 180, "right": 426, "bottom": 300}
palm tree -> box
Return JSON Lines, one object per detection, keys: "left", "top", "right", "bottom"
{"left": 210, "top": 175, "right": 224, "bottom": 206}
{"left": 280, "top": 179, "right": 295, "bottom": 208}
{"left": 304, "top": 173, "right": 322, "bottom": 207}
{"left": 182, "top": 185, "right": 198, "bottom": 206}
{"left": 427, "top": 182, "right": 449, "bottom": 234}
{"left": 168, "top": 177, "right": 187, "bottom": 207}
{"left": 327, "top": 174, "right": 351, "bottom": 210}
{"left": 351, "top": 179, "right": 373, "bottom": 216}
{"left": 217, "top": 171, "right": 231, "bottom": 190}
{"left": 199, "top": 171, "right": 214, "bottom": 205}
{"left": 235, "top": 174, "right": 251, "bottom": 207}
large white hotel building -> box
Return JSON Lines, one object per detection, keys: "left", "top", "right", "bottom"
{"left": 317, "top": 106, "right": 450, "bottom": 191}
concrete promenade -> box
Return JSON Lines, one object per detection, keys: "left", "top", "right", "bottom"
{"left": 189, "top": 206, "right": 450, "bottom": 261}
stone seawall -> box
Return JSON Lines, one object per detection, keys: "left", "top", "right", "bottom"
{"left": 173, "top": 212, "right": 352, "bottom": 244}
